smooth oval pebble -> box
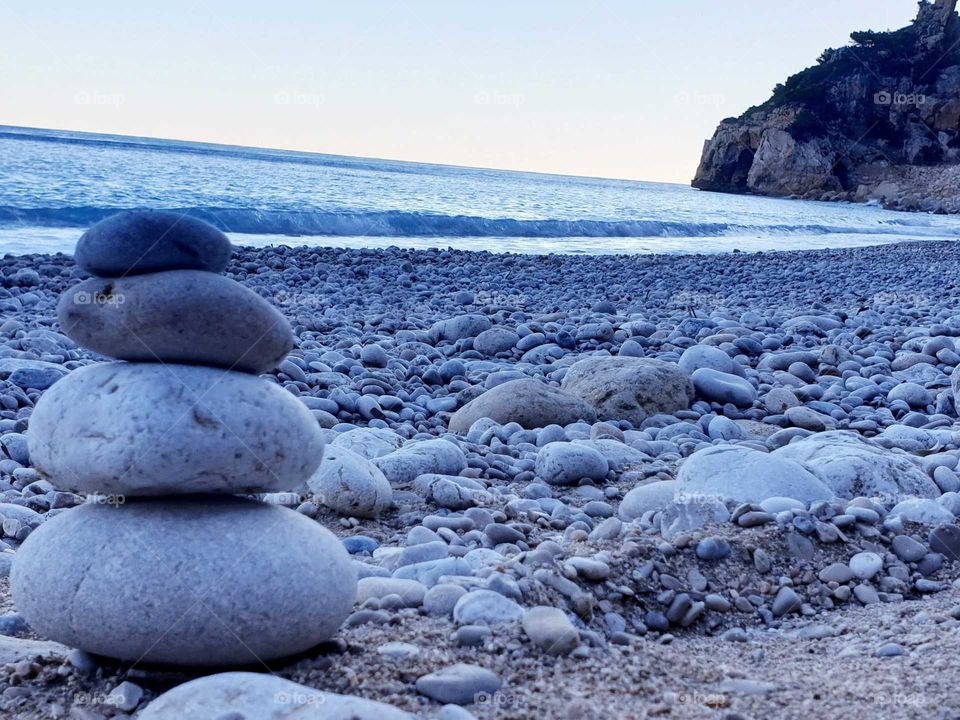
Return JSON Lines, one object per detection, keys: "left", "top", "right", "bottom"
{"left": 11, "top": 498, "right": 356, "bottom": 666}
{"left": 139, "top": 672, "right": 415, "bottom": 719}
{"left": 74, "top": 211, "right": 232, "bottom": 276}
{"left": 308, "top": 445, "right": 392, "bottom": 518}
{"left": 28, "top": 362, "right": 325, "bottom": 495}
{"left": 58, "top": 271, "right": 293, "bottom": 373}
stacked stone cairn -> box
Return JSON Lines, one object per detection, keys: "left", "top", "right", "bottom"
{"left": 10, "top": 211, "right": 356, "bottom": 666}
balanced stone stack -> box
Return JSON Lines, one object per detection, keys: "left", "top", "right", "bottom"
{"left": 10, "top": 211, "right": 356, "bottom": 666}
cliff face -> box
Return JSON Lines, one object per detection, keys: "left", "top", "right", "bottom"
{"left": 693, "top": 0, "right": 960, "bottom": 212}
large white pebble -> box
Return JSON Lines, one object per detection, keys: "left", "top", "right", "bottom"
{"left": 139, "top": 672, "right": 414, "bottom": 719}
{"left": 309, "top": 446, "right": 392, "bottom": 518}
{"left": 11, "top": 497, "right": 355, "bottom": 665}
{"left": 28, "top": 362, "right": 324, "bottom": 495}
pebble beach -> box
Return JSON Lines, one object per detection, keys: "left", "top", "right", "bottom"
{"left": 3, "top": 233, "right": 960, "bottom": 718}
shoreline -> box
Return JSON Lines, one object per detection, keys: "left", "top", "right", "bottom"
{"left": 1, "top": 229, "right": 959, "bottom": 261}
{"left": 2, "top": 240, "right": 960, "bottom": 717}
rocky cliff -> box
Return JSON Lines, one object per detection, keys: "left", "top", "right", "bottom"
{"left": 693, "top": 0, "right": 960, "bottom": 212}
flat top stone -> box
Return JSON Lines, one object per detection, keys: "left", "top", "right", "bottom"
{"left": 140, "top": 672, "right": 415, "bottom": 719}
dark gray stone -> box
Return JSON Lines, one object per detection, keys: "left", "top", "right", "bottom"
{"left": 58, "top": 271, "right": 293, "bottom": 373}
{"left": 74, "top": 211, "right": 232, "bottom": 277}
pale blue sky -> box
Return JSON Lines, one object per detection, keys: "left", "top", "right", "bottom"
{"left": 1, "top": 1, "right": 918, "bottom": 182}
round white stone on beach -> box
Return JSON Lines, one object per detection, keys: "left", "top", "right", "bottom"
{"left": 373, "top": 438, "right": 467, "bottom": 484}
{"left": 308, "top": 445, "right": 392, "bottom": 518}
{"left": 11, "top": 497, "right": 356, "bottom": 666}
{"left": 619, "top": 480, "right": 676, "bottom": 521}
{"left": 28, "top": 362, "right": 325, "bottom": 495}
{"left": 139, "top": 672, "right": 415, "bottom": 719}
{"left": 74, "top": 210, "right": 232, "bottom": 277}
{"left": 535, "top": 441, "right": 609, "bottom": 486}
{"left": 58, "top": 271, "right": 293, "bottom": 373}
{"left": 773, "top": 430, "right": 938, "bottom": 500}
{"left": 676, "top": 445, "right": 833, "bottom": 504}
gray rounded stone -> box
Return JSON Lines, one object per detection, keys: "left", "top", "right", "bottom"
{"left": 139, "top": 672, "right": 414, "bottom": 719}
{"left": 373, "top": 439, "right": 467, "bottom": 484}
{"left": 29, "top": 362, "right": 325, "bottom": 496}
{"left": 58, "top": 272, "right": 293, "bottom": 373}
{"left": 453, "top": 589, "right": 524, "bottom": 625}
{"left": 691, "top": 368, "right": 757, "bottom": 407}
{"left": 416, "top": 663, "right": 501, "bottom": 705}
{"left": 448, "top": 378, "right": 595, "bottom": 434}
{"left": 535, "top": 442, "right": 609, "bottom": 486}
{"left": 308, "top": 446, "right": 392, "bottom": 518}
{"left": 676, "top": 445, "right": 832, "bottom": 504}
{"left": 11, "top": 498, "right": 356, "bottom": 666}
{"left": 473, "top": 327, "right": 520, "bottom": 356}
{"left": 522, "top": 606, "right": 579, "bottom": 655}
{"left": 74, "top": 211, "right": 232, "bottom": 277}
{"left": 678, "top": 345, "right": 743, "bottom": 376}
{"left": 849, "top": 551, "right": 883, "bottom": 580}
{"left": 560, "top": 356, "right": 694, "bottom": 425}
{"left": 618, "top": 480, "right": 676, "bottom": 521}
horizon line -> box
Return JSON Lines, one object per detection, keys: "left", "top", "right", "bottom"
{"left": 0, "top": 122, "right": 689, "bottom": 188}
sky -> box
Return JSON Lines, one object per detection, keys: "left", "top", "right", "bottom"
{"left": 1, "top": 1, "right": 920, "bottom": 183}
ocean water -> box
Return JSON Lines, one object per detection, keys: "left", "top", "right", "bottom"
{"left": 2, "top": 124, "right": 959, "bottom": 256}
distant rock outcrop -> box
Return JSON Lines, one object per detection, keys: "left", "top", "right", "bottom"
{"left": 693, "top": 0, "right": 960, "bottom": 212}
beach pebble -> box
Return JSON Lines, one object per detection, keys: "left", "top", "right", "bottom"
{"left": 11, "top": 497, "right": 355, "bottom": 665}
{"left": 560, "top": 356, "right": 693, "bottom": 425}
{"left": 849, "top": 552, "right": 883, "bottom": 580}
{"left": 691, "top": 368, "right": 757, "bottom": 407}
{"left": 473, "top": 327, "right": 520, "bottom": 356}
{"left": 57, "top": 271, "right": 293, "bottom": 373}
{"left": 695, "top": 537, "right": 731, "bottom": 561}
{"left": 774, "top": 431, "right": 938, "bottom": 499}
{"left": 618, "top": 480, "right": 676, "bottom": 521}
{"left": 771, "top": 586, "right": 801, "bottom": 616}
{"left": 676, "top": 445, "right": 831, "bottom": 504}
{"left": 448, "top": 378, "right": 595, "bottom": 434}
{"left": 522, "top": 606, "right": 579, "bottom": 655}
{"left": 892, "top": 535, "right": 927, "bottom": 563}
{"left": 535, "top": 442, "right": 609, "bottom": 486}
{"left": 453, "top": 589, "right": 524, "bottom": 625}
{"left": 309, "top": 446, "right": 392, "bottom": 518}
{"left": 416, "top": 663, "right": 501, "bottom": 705}
{"left": 374, "top": 439, "right": 467, "bottom": 484}
{"left": 424, "top": 584, "right": 468, "bottom": 617}
{"left": 28, "top": 362, "right": 325, "bottom": 495}
{"left": 139, "top": 672, "right": 414, "bottom": 719}
{"left": 888, "top": 498, "right": 955, "bottom": 526}
{"left": 74, "top": 210, "right": 232, "bottom": 276}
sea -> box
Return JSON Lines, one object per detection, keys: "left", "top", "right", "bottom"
{"left": 2, "top": 124, "right": 959, "bottom": 257}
